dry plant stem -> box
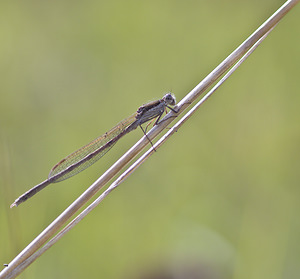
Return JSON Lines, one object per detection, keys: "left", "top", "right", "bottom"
{"left": 177, "top": 0, "right": 299, "bottom": 111}
{"left": 108, "top": 28, "right": 276, "bottom": 191}
{"left": 18, "top": 27, "right": 275, "bottom": 272}
{"left": 1, "top": 1, "right": 298, "bottom": 278}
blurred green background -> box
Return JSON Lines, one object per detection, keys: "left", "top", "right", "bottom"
{"left": 0, "top": 0, "right": 299, "bottom": 278}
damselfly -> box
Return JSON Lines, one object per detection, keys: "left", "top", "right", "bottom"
{"left": 11, "top": 93, "right": 177, "bottom": 207}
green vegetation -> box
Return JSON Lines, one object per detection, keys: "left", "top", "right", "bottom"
{"left": 0, "top": 1, "right": 299, "bottom": 278}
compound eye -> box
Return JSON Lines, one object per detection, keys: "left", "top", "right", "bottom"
{"left": 164, "top": 93, "right": 176, "bottom": 105}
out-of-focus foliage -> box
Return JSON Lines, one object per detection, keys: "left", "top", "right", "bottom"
{"left": 0, "top": 1, "right": 299, "bottom": 278}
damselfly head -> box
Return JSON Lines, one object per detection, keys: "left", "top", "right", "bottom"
{"left": 163, "top": 93, "right": 176, "bottom": 106}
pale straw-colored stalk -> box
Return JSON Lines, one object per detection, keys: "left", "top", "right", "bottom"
{"left": 1, "top": 0, "right": 298, "bottom": 278}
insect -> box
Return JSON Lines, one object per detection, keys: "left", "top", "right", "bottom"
{"left": 11, "top": 93, "right": 177, "bottom": 207}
